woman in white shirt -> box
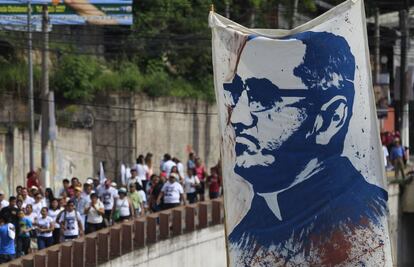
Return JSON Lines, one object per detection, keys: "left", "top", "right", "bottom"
{"left": 32, "top": 193, "right": 46, "bottom": 218}
{"left": 58, "top": 200, "right": 84, "bottom": 241}
{"left": 48, "top": 199, "right": 63, "bottom": 244}
{"left": 184, "top": 168, "right": 200, "bottom": 204}
{"left": 157, "top": 173, "right": 185, "bottom": 210}
{"left": 136, "top": 156, "right": 148, "bottom": 187}
{"left": 113, "top": 188, "right": 134, "bottom": 222}
{"left": 36, "top": 207, "right": 55, "bottom": 250}
{"left": 84, "top": 193, "right": 105, "bottom": 234}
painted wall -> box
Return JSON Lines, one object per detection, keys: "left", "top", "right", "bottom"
{"left": 100, "top": 225, "right": 226, "bottom": 267}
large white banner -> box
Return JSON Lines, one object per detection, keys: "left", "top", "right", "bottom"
{"left": 210, "top": 0, "right": 392, "bottom": 266}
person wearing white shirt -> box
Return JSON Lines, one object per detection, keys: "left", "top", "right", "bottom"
{"left": 136, "top": 155, "right": 148, "bottom": 188}
{"left": 136, "top": 183, "right": 147, "bottom": 214}
{"left": 81, "top": 181, "right": 94, "bottom": 202}
{"left": 32, "top": 193, "right": 46, "bottom": 217}
{"left": 0, "top": 191, "right": 8, "bottom": 211}
{"left": 184, "top": 169, "right": 200, "bottom": 204}
{"left": 382, "top": 145, "right": 390, "bottom": 169}
{"left": 36, "top": 207, "right": 54, "bottom": 249}
{"left": 84, "top": 193, "right": 105, "bottom": 234}
{"left": 157, "top": 173, "right": 184, "bottom": 210}
{"left": 172, "top": 158, "right": 185, "bottom": 180}
{"left": 127, "top": 169, "right": 140, "bottom": 188}
{"left": 162, "top": 154, "right": 176, "bottom": 178}
{"left": 98, "top": 180, "right": 118, "bottom": 223}
{"left": 58, "top": 200, "right": 83, "bottom": 241}
{"left": 113, "top": 188, "right": 134, "bottom": 222}
{"left": 21, "top": 188, "right": 34, "bottom": 206}
{"left": 48, "top": 199, "right": 63, "bottom": 245}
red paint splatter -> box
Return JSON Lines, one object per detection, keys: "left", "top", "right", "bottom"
{"left": 319, "top": 229, "right": 352, "bottom": 266}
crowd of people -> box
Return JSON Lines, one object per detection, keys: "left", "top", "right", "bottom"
{"left": 0, "top": 152, "right": 222, "bottom": 264}
{"left": 381, "top": 131, "right": 410, "bottom": 180}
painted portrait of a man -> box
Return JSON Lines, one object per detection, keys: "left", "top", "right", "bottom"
{"left": 222, "top": 31, "right": 388, "bottom": 266}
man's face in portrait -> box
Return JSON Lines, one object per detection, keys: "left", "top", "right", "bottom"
{"left": 223, "top": 34, "right": 355, "bottom": 191}
{"left": 227, "top": 76, "right": 308, "bottom": 169}
{"left": 225, "top": 38, "right": 310, "bottom": 170}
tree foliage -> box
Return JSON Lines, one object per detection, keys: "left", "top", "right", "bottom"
{"left": 1, "top": 0, "right": 372, "bottom": 103}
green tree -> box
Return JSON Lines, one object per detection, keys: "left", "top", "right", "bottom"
{"left": 52, "top": 55, "right": 102, "bottom": 101}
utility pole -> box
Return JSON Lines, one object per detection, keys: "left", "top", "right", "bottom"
{"left": 27, "top": 0, "right": 35, "bottom": 172}
{"left": 250, "top": 6, "right": 256, "bottom": 28}
{"left": 290, "top": 0, "right": 299, "bottom": 29}
{"left": 374, "top": 7, "right": 380, "bottom": 85}
{"left": 225, "top": 0, "right": 230, "bottom": 18}
{"left": 399, "top": 7, "right": 409, "bottom": 153}
{"left": 41, "top": 4, "right": 50, "bottom": 188}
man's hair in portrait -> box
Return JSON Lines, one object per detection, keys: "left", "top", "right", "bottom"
{"left": 291, "top": 31, "right": 356, "bottom": 150}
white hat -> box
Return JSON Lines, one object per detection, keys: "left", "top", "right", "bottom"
{"left": 111, "top": 182, "right": 117, "bottom": 187}
{"left": 169, "top": 173, "right": 179, "bottom": 180}
{"left": 86, "top": 179, "right": 94, "bottom": 185}
{"left": 30, "top": 186, "right": 38, "bottom": 191}
{"left": 118, "top": 187, "right": 127, "bottom": 194}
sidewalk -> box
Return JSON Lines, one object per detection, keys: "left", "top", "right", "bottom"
{"left": 386, "top": 159, "right": 414, "bottom": 185}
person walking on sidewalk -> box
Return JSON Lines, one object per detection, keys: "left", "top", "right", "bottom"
{"left": 84, "top": 193, "right": 105, "bottom": 234}
{"left": 17, "top": 210, "right": 32, "bottom": 256}
{"left": 113, "top": 188, "right": 134, "bottom": 223}
{"left": 58, "top": 200, "right": 84, "bottom": 241}
{"left": 157, "top": 173, "right": 185, "bottom": 210}
{"left": 0, "top": 215, "right": 16, "bottom": 263}
{"left": 36, "top": 207, "right": 54, "bottom": 250}
{"left": 391, "top": 138, "right": 406, "bottom": 180}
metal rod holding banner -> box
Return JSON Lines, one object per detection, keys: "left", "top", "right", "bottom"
{"left": 41, "top": 4, "right": 50, "bottom": 188}
{"left": 225, "top": 2, "right": 230, "bottom": 18}
{"left": 27, "top": 0, "right": 35, "bottom": 172}
{"left": 374, "top": 7, "right": 380, "bottom": 85}
{"left": 399, "top": 8, "right": 409, "bottom": 151}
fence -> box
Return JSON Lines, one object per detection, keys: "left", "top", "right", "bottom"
{"left": 3, "top": 199, "right": 224, "bottom": 267}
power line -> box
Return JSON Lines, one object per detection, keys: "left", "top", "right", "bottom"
{"left": 0, "top": 92, "right": 218, "bottom": 116}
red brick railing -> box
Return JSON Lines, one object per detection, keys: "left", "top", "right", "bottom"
{"left": 4, "top": 198, "right": 224, "bottom": 267}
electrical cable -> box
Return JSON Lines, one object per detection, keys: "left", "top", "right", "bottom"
{"left": 0, "top": 91, "right": 218, "bottom": 115}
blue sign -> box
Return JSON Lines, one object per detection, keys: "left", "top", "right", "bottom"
{"left": 0, "top": 0, "right": 132, "bottom": 26}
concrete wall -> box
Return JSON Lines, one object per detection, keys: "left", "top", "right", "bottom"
{"left": 388, "top": 184, "right": 400, "bottom": 266}
{"left": 92, "top": 94, "right": 220, "bottom": 180}
{"left": 401, "top": 180, "right": 414, "bottom": 212}
{"left": 0, "top": 93, "right": 221, "bottom": 189}
{"left": 133, "top": 94, "right": 220, "bottom": 171}
{"left": 400, "top": 213, "right": 414, "bottom": 266}
{"left": 100, "top": 225, "right": 226, "bottom": 267}
{"left": 0, "top": 127, "right": 93, "bottom": 196}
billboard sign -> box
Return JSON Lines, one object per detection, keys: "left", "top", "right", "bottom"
{"left": 0, "top": 0, "right": 132, "bottom": 26}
